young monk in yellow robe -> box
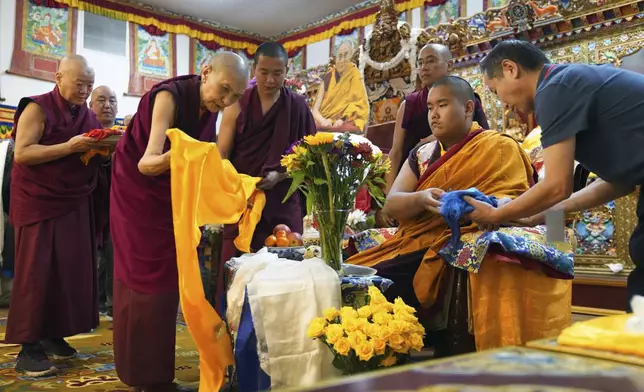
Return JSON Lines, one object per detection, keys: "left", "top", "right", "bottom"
{"left": 346, "top": 76, "right": 572, "bottom": 352}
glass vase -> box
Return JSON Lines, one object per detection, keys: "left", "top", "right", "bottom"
{"left": 315, "top": 209, "right": 350, "bottom": 274}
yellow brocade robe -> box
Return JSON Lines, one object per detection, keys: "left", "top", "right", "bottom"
{"left": 167, "top": 128, "right": 266, "bottom": 392}
{"left": 319, "top": 64, "right": 370, "bottom": 131}
{"left": 346, "top": 129, "right": 572, "bottom": 350}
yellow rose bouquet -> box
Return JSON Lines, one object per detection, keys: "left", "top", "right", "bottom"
{"left": 306, "top": 286, "right": 425, "bottom": 375}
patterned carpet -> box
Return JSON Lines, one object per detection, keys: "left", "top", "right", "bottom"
{"left": 0, "top": 309, "right": 201, "bottom": 391}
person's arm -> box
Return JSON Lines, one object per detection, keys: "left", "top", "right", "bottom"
{"left": 138, "top": 91, "right": 176, "bottom": 176}
{"left": 468, "top": 82, "right": 592, "bottom": 224}
{"left": 14, "top": 103, "right": 100, "bottom": 166}
{"left": 515, "top": 179, "right": 635, "bottom": 226}
{"left": 385, "top": 102, "right": 407, "bottom": 193}
{"left": 217, "top": 102, "right": 241, "bottom": 160}
{"left": 382, "top": 160, "right": 442, "bottom": 222}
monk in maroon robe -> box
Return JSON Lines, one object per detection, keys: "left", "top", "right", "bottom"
{"left": 110, "top": 53, "right": 248, "bottom": 392}
{"left": 6, "top": 54, "right": 105, "bottom": 377}
{"left": 386, "top": 44, "right": 489, "bottom": 193}
{"left": 218, "top": 42, "right": 316, "bottom": 269}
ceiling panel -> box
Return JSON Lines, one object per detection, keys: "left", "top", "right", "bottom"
{"left": 138, "top": 0, "right": 368, "bottom": 37}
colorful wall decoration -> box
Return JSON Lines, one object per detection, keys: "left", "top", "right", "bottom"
{"left": 127, "top": 23, "right": 177, "bottom": 96}
{"left": 484, "top": 0, "right": 508, "bottom": 9}
{"left": 423, "top": 0, "right": 461, "bottom": 27}
{"left": 0, "top": 105, "right": 15, "bottom": 140}
{"left": 288, "top": 49, "right": 306, "bottom": 76}
{"left": 9, "top": 0, "right": 77, "bottom": 82}
{"left": 189, "top": 39, "right": 219, "bottom": 75}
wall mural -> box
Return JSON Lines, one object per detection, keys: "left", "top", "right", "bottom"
{"left": 288, "top": 49, "right": 305, "bottom": 75}
{"left": 9, "top": 0, "right": 77, "bottom": 82}
{"left": 424, "top": 0, "right": 460, "bottom": 27}
{"left": 127, "top": 24, "right": 176, "bottom": 96}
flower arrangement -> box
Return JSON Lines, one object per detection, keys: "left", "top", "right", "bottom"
{"left": 285, "top": 78, "right": 306, "bottom": 95}
{"left": 280, "top": 132, "right": 390, "bottom": 272}
{"left": 307, "top": 286, "right": 424, "bottom": 374}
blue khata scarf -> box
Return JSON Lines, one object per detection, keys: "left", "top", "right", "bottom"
{"left": 439, "top": 187, "right": 498, "bottom": 247}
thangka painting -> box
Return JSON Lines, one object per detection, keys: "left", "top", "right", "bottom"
{"left": 9, "top": 0, "right": 77, "bottom": 82}
{"left": 128, "top": 23, "right": 176, "bottom": 96}
{"left": 0, "top": 105, "right": 16, "bottom": 140}
{"left": 486, "top": 0, "right": 508, "bottom": 9}
{"left": 288, "top": 48, "right": 306, "bottom": 76}
{"left": 189, "top": 39, "right": 218, "bottom": 74}
{"left": 424, "top": 0, "right": 461, "bottom": 28}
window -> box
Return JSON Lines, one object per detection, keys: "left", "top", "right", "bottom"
{"left": 83, "top": 13, "right": 126, "bottom": 56}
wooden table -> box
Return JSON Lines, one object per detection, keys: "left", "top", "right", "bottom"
{"left": 278, "top": 346, "right": 644, "bottom": 392}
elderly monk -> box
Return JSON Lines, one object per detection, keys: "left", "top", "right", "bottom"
{"left": 89, "top": 85, "right": 117, "bottom": 319}
{"left": 346, "top": 76, "right": 571, "bottom": 353}
{"left": 218, "top": 42, "right": 316, "bottom": 267}
{"left": 386, "top": 44, "right": 489, "bottom": 192}
{"left": 6, "top": 54, "right": 105, "bottom": 377}
{"left": 110, "top": 52, "right": 249, "bottom": 392}
{"left": 312, "top": 40, "right": 369, "bottom": 133}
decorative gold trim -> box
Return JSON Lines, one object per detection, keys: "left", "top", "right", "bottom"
{"left": 572, "top": 306, "right": 626, "bottom": 316}
{"left": 573, "top": 273, "right": 628, "bottom": 287}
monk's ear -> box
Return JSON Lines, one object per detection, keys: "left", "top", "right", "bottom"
{"left": 465, "top": 100, "right": 475, "bottom": 118}
{"left": 201, "top": 65, "right": 212, "bottom": 82}
{"left": 446, "top": 59, "right": 454, "bottom": 72}
{"left": 54, "top": 71, "right": 63, "bottom": 86}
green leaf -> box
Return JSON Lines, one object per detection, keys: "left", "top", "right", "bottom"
{"left": 313, "top": 178, "right": 328, "bottom": 185}
{"left": 373, "top": 176, "right": 386, "bottom": 185}
{"left": 282, "top": 172, "right": 305, "bottom": 203}
{"left": 306, "top": 161, "right": 316, "bottom": 167}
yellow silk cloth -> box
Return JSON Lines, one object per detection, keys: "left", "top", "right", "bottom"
{"left": 346, "top": 128, "right": 571, "bottom": 350}
{"left": 167, "top": 128, "right": 266, "bottom": 392}
{"left": 319, "top": 64, "right": 370, "bottom": 131}
{"left": 558, "top": 314, "right": 644, "bottom": 357}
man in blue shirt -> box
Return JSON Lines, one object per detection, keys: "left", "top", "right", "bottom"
{"left": 465, "top": 40, "right": 644, "bottom": 312}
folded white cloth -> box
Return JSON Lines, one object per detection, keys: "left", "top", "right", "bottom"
{"left": 247, "top": 257, "right": 342, "bottom": 389}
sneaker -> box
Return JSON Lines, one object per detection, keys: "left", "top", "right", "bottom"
{"left": 40, "top": 338, "right": 77, "bottom": 359}
{"left": 15, "top": 344, "right": 58, "bottom": 377}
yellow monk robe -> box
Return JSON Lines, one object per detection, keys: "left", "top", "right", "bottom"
{"left": 319, "top": 64, "right": 370, "bottom": 131}
{"left": 167, "top": 128, "right": 266, "bottom": 392}
{"left": 346, "top": 128, "right": 572, "bottom": 350}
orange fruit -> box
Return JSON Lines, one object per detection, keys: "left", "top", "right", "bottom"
{"left": 275, "top": 236, "right": 290, "bottom": 247}
{"left": 274, "top": 229, "right": 288, "bottom": 239}
{"left": 265, "top": 235, "right": 277, "bottom": 247}
{"left": 273, "top": 224, "right": 291, "bottom": 235}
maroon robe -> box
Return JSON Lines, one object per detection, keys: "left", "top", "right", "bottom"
{"left": 221, "top": 86, "right": 316, "bottom": 262}
{"left": 4, "top": 85, "right": 102, "bottom": 344}
{"left": 399, "top": 87, "right": 489, "bottom": 174}
{"left": 110, "top": 75, "right": 218, "bottom": 388}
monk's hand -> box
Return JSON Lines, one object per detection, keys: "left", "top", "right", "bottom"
{"left": 509, "top": 213, "right": 545, "bottom": 228}
{"left": 320, "top": 118, "right": 333, "bottom": 128}
{"left": 463, "top": 196, "right": 501, "bottom": 231}
{"left": 421, "top": 188, "right": 444, "bottom": 214}
{"left": 66, "top": 135, "right": 105, "bottom": 153}
{"left": 332, "top": 119, "right": 345, "bottom": 128}
{"left": 257, "top": 171, "right": 282, "bottom": 190}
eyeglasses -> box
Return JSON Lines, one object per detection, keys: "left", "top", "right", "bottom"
{"left": 417, "top": 58, "right": 444, "bottom": 67}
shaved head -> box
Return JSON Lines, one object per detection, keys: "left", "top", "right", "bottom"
{"left": 90, "top": 85, "right": 117, "bottom": 127}
{"left": 431, "top": 76, "right": 475, "bottom": 105}
{"left": 421, "top": 43, "right": 452, "bottom": 61}
{"left": 209, "top": 52, "right": 249, "bottom": 78}
{"left": 427, "top": 76, "right": 476, "bottom": 146}
{"left": 417, "top": 44, "right": 453, "bottom": 88}
{"left": 200, "top": 51, "right": 250, "bottom": 112}
{"left": 56, "top": 54, "right": 95, "bottom": 106}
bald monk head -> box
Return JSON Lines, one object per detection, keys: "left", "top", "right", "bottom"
{"left": 253, "top": 42, "right": 289, "bottom": 98}
{"left": 427, "top": 76, "right": 476, "bottom": 148}
{"left": 89, "top": 86, "right": 117, "bottom": 128}
{"left": 55, "top": 54, "right": 95, "bottom": 106}
{"left": 335, "top": 40, "right": 355, "bottom": 74}
{"left": 200, "top": 51, "right": 249, "bottom": 112}
{"left": 417, "top": 43, "right": 453, "bottom": 88}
